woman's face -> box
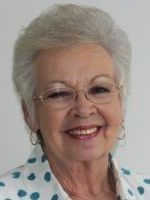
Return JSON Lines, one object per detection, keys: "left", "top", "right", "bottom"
{"left": 33, "top": 44, "right": 123, "bottom": 162}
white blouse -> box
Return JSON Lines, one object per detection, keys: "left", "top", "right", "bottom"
{"left": 0, "top": 144, "right": 150, "bottom": 199}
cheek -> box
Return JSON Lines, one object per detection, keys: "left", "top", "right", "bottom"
{"left": 35, "top": 107, "right": 66, "bottom": 136}
{"left": 103, "top": 101, "right": 123, "bottom": 129}
{"left": 101, "top": 101, "right": 122, "bottom": 149}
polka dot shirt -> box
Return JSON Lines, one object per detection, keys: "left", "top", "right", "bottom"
{"left": 0, "top": 144, "right": 150, "bottom": 199}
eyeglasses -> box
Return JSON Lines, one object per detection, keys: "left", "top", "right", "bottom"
{"left": 34, "top": 82, "right": 122, "bottom": 109}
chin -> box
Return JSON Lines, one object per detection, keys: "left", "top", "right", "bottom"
{"left": 68, "top": 148, "right": 107, "bottom": 163}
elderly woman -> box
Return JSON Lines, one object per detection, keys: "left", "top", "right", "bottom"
{"left": 0, "top": 4, "right": 150, "bottom": 200}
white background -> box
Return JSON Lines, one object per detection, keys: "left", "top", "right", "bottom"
{"left": 0, "top": 0, "right": 150, "bottom": 175}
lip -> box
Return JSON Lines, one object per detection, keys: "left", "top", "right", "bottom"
{"left": 64, "top": 125, "right": 106, "bottom": 141}
{"left": 64, "top": 125, "right": 104, "bottom": 132}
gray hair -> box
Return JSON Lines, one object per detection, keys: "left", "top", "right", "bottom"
{"left": 13, "top": 3, "right": 131, "bottom": 120}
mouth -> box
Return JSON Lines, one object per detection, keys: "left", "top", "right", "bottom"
{"left": 65, "top": 125, "right": 106, "bottom": 140}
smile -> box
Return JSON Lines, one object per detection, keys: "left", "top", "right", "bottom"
{"left": 65, "top": 125, "right": 106, "bottom": 140}
{"left": 68, "top": 127, "right": 98, "bottom": 136}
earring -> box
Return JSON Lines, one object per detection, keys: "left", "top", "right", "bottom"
{"left": 30, "top": 130, "right": 39, "bottom": 145}
{"left": 117, "top": 124, "right": 126, "bottom": 140}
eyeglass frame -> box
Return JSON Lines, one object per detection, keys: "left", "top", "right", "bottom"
{"left": 33, "top": 81, "right": 123, "bottom": 109}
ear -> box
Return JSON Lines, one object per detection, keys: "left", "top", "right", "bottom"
{"left": 21, "top": 100, "right": 38, "bottom": 132}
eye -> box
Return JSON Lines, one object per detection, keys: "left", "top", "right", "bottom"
{"left": 90, "top": 85, "right": 111, "bottom": 95}
{"left": 43, "top": 89, "right": 73, "bottom": 101}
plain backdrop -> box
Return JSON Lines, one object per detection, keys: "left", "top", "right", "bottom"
{"left": 0, "top": 0, "right": 150, "bottom": 175}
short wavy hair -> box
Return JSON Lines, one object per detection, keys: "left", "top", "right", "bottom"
{"left": 13, "top": 4, "right": 131, "bottom": 120}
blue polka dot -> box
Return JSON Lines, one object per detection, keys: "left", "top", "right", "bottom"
{"left": 128, "top": 189, "right": 133, "bottom": 196}
{"left": 41, "top": 154, "right": 47, "bottom": 162}
{"left": 51, "top": 194, "right": 59, "bottom": 200}
{"left": 0, "top": 181, "right": 5, "bottom": 186}
{"left": 12, "top": 171, "right": 21, "bottom": 178}
{"left": 44, "top": 172, "right": 51, "bottom": 182}
{"left": 17, "top": 189, "right": 27, "bottom": 197}
{"left": 144, "top": 178, "right": 150, "bottom": 184}
{"left": 28, "top": 158, "right": 36, "bottom": 163}
{"left": 27, "top": 173, "right": 36, "bottom": 180}
{"left": 30, "top": 192, "right": 40, "bottom": 199}
{"left": 121, "top": 168, "right": 131, "bottom": 175}
{"left": 137, "top": 186, "right": 144, "bottom": 195}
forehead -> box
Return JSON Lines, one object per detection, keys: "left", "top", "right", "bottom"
{"left": 35, "top": 44, "right": 114, "bottom": 90}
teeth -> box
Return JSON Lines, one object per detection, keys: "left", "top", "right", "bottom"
{"left": 68, "top": 127, "right": 98, "bottom": 136}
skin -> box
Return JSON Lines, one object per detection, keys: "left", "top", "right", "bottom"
{"left": 23, "top": 44, "right": 123, "bottom": 200}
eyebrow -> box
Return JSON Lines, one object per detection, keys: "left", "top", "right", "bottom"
{"left": 45, "top": 80, "right": 67, "bottom": 85}
{"left": 43, "top": 80, "right": 70, "bottom": 91}
{"left": 90, "top": 74, "right": 113, "bottom": 82}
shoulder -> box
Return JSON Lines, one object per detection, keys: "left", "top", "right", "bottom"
{"left": 0, "top": 144, "right": 67, "bottom": 199}
{"left": 120, "top": 167, "right": 150, "bottom": 198}
{"left": 0, "top": 155, "right": 65, "bottom": 199}
{"left": 0, "top": 164, "right": 29, "bottom": 199}
{"left": 0, "top": 155, "right": 46, "bottom": 200}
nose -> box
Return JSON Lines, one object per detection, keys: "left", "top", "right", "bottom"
{"left": 70, "top": 91, "right": 96, "bottom": 118}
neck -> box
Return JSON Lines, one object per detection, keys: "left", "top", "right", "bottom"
{"left": 43, "top": 147, "right": 116, "bottom": 198}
